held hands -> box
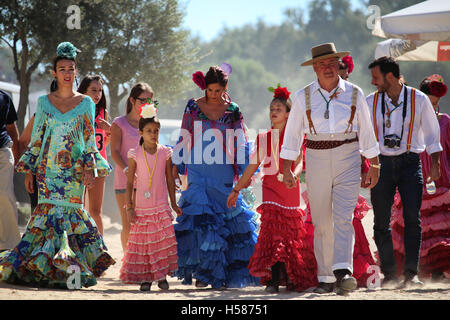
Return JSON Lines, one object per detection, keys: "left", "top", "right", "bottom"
{"left": 227, "top": 189, "right": 239, "bottom": 208}
{"left": 127, "top": 207, "right": 137, "bottom": 224}
{"left": 171, "top": 203, "right": 183, "bottom": 216}
{"left": 283, "top": 170, "right": 297, "bottom": 189}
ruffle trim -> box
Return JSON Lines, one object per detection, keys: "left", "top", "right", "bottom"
{"left": 0, "top": 204, "right": 115, "bottom": 288}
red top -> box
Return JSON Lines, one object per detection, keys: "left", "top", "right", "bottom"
{"left": 94, "top": 108, "right": 107, "bottom": 160}
{"left": 254, "top": 127, "right": 301, "bottom": 208}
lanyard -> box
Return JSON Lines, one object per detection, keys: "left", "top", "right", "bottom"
{"left": 142, "top": 143, "right": 159, "bottom": 190}
{"left": 381, "top": 88, "right": 407, "bottom": 140}
{"left": 318, "top": 87, "right": 339, "bottom": 119}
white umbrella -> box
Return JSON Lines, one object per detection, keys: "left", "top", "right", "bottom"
{"left": 372, "top": 0, "right": 450, "bottom": 41}
{"left": 372, "top": 0, "right": 450, "bottom": 61}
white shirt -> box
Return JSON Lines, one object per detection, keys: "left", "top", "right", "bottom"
{"left": 280, "top": 77, "right": 380, "bottom": 161}
{"left": 366, "top": 85, "right": 442, "bottom": 156}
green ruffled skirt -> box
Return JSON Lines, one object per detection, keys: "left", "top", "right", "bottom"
{"left": 0, "top": 203, "right": 115, "bottom": 289}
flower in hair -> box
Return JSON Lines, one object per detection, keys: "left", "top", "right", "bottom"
{"left": 429, "top": 81, "right": 448, "bottom": 98}
{"left": 192, "top": 71, "right": 206, "bottom": 90}
{"left": 219, "top": 62, "right": 232, "bottom": 76}
{"left": 56, "top": 42, "right": 80, "bottom": 59}
{"left": 139, "top": 100, "right": 158, "bottom": 119}
{"left": 426, "top": 74, "right": 444, "bottom": 83}
{"left": 342, "top": 55, "right": 354, "bottom": 74}
{"left": 268, "top": 83, "right": 291, "bottom": 100}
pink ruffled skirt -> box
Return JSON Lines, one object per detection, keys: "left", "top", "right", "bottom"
{"left": 120, "top": 204, "right": 178, "bottom": 283}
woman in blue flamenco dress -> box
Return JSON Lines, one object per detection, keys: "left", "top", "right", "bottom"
{"left": 172, "top": 65, "right": 259, "bottom": 289}
{"left": 0, "top": 42, "right": 115, "bottom": 289}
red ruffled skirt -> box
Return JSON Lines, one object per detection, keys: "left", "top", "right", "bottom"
{"left": 247, "top": 203, "right": 318, "bottom": 291}
{"left": 391, "top": 188, "right": 450, "bottom": 277}
{"left": 120, "top": 204, "right": 178, "bottom": 284}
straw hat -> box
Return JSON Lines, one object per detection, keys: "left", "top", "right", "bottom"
{"left": 301, "top": 42, "right": 350, "bottom": 66}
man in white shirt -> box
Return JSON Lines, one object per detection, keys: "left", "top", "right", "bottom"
{"left": 281, "top": 43, "right": 380, "bottom": 295}
{"left": 366, "top": 56, "right": 442, "bottom": 289}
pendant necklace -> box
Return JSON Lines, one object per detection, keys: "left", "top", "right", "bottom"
{"left": 142, "top": 143, "right": 159, "bottom": 199}
{"left": 318, "top": 87, "right": 339, "bottom": 119}
{"left": 270, "top": 132, "right": 283, "bottom": 182}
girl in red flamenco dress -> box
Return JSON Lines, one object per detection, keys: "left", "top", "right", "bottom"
{"left": 391, "top": 75, "right": 450, "bottom": 281}
{"left": 227, "top": 85, "right": 317, "bottom": 293}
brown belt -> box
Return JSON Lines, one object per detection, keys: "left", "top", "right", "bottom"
{"left": 305, "top": 137, "right": 358, "bottom": 150}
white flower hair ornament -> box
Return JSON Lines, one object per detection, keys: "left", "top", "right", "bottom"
{"left": 139, "top": 99, "right": 159, "bottom": 119}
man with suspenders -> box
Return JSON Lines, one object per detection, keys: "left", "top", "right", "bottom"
{"left": 281, "top": 43, "right": 380, "bottom": 295}
{"left": 367, "top": 57, "right": 442, "bottom": 289}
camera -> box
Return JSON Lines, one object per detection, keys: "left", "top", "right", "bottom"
{"left": 384, "top": 134, "right": 401, "bottom": 149}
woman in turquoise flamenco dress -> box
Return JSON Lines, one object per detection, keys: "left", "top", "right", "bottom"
{"left": 173, "top": 65, "right": 259, "bottom": 289}
{"left": 0, "top": 42, "right": 115, "bottom": 289}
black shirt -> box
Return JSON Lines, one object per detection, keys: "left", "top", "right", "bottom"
{"left": 0, "top": 90, "right": 18, "bottom": 148}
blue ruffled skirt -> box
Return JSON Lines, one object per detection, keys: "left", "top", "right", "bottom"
{"left": 174, "top": 171, "right": 260, "bottom": 288}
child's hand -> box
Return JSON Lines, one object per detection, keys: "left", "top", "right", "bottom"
{"left": 83, "top": 170, "right": 95, "bottom": 189}
{"left": 127, "top": 208, "right": 137, "bottom": 224}
{"left": 171, "top": 204, "right": 183, "bottom": 216}
{"left": 227, "top": 190, "right": 239, "bottom": 208}
{"left": 97, "top": 118, "right": 111, "bottom": 133}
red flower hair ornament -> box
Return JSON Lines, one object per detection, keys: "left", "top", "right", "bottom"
{"left": 342, "top": 55, "right": 354, "bottom": 74}
{"left": 268, "top": 83, "right": 291, "bottom": 100}
{"left": 192, "top": 71, "right": 206, "bottom": 90}
{"left": 426, "top": 74, "right": 447, "bottom": 98}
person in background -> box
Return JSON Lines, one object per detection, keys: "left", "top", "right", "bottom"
{"left": 0, "top": 89, "right": 21, "bottom": 252}
{"left": 110, "top": 82, "right": 153, "bottom": 252}
{"left": 390, "top": 74, "right": 449, "bottom": 281}
{"left": 78, "top": 75, "right": 111, "bottom": 235}
{"left": 367, "top": 57, "right": 442, "bottom": 289}
{"left": 338, "top": 55, "right": 353, "bottom": 81}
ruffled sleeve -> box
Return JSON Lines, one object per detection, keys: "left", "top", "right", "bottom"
{"left": 80, "top": 97, "right": 112, "bottom": 177}
{"left": 173, "top": 100, "right": 194, "bottom": 175}
{"left": 16, "top": 96, "right": 48, "bottom": 174}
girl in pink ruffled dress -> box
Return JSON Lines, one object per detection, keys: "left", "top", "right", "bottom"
{"left": 120, "top": 102, "right": 182, "bottom": 291}
{"left": 391, "top": 75, "right": 450, "bottom": 280}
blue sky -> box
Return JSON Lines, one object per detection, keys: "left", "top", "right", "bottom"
{"left": 181, "top": 0, "right": 364, "bottom": 41}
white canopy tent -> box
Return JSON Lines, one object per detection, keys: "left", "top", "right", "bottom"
{"left": 372, "top": 0, "right": 450, "bottom": 61}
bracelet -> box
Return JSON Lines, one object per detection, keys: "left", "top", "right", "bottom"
{"left": 232, "top": 188, "right": 240, "bottom": 194}
{"left": 123, "top": 166, "right": 128, "bottom": 174}
{"left": 370, "top": 163, "right": 381, "bottom": 169}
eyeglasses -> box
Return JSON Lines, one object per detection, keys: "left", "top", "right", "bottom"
{"left": 135, "top": 97, "right": 147, "bottom": 103}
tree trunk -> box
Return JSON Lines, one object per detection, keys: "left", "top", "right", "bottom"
{"left": 108, "top": 82, "right": 128, "bottom": 120}
{"left": 16, "top": 77, "right": 30, "bottom": 133}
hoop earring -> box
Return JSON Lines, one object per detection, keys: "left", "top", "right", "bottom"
{"left": 222, "top": 90, "right": 231, "bottom": 104}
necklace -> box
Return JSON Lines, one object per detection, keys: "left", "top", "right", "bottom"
{"left": 270, "top": 131, "right": 283, "bottom": 182}
{"left": 318, "top": 87, "right": 340, "bottom": 119}
{"left": 142, "top": 143, "right": 159, "bottom": 199}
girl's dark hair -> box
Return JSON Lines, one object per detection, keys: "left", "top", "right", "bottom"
{"left": 271, "top": 97, "right": 292, "bottom": 112}
{"left": 126, "top": 82, "right": 154, "bottom": 114}
{"left": 338, "top": 61, "right": 348, "bottom": 70}
{"left": 77, "top": 75, "right": 107, "bottom": 115}
{"left": 139, "top": 117, "right": 161, "bottom": 145}
{"left": 419, "top": 79, "right": 432, "bottom": 95}
{"left": 50, "top": 56, "right": 77, "bottom": 92}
